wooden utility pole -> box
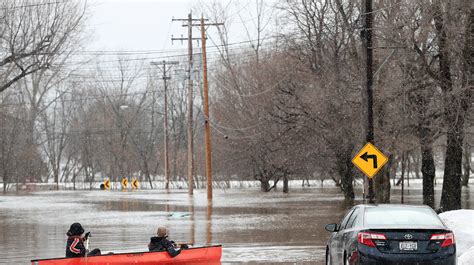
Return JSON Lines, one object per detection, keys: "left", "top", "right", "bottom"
{"left": 186, "top": 16, "right": 224, "bottom": 200}
{"left": 197, "top": 16, "right": 223, "bottom": 201}
{"left": 363, "top": 0, "right": 375, "bottom": 203}
{"left": 150, "top": 60, "right": 179, "bottom": 190}
{"left": 186, "top": 13, "right": 195, "bottom": 196}
{"left": 172, "top": 13, "right": 201, "bottom": 196}
{"left": 201, "top": 17, "right": 213, "bottom": 201}
{"left": 174, "top": 13, "right": 222, "bottom": 200}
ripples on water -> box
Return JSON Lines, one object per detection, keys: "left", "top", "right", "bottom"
{"left": 0, "top": 183, "right": 472, "bottom": 264}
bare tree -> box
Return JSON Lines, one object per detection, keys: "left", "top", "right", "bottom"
{"left": 0, "top": 0, "right": 87, "bottom": 92}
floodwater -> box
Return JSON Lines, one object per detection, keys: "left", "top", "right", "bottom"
{"left": 0, "top": 182, "right": 472, "bottom": 264}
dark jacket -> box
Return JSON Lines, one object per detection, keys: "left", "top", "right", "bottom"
{"left": 148, "top": 236, "right": 181, "bottom": 257}
{"left": 66, "top": 236, "right": 86, "bottom": 258}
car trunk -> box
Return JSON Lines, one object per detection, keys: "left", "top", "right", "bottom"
{"left": 366, "top": 229, "right": 450, "bottom": 254}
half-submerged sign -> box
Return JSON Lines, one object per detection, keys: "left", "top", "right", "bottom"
{"left": 131, "top": 179, "right": 139, "bottom": 189}
{"left": 352, "top": 142, "right": 388, "bottom": 178}
{"left": 121, "top": 178, "right": 129, "bottom": 189}
{"left": 104, "top": 180, "right": 111, "bottom": 189}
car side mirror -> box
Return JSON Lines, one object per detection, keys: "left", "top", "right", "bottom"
{"left": 325, "top": 223, "right": 339, "bottom": 232}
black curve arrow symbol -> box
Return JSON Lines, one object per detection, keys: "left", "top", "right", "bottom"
{"left": 360, "top": 152, "right": 378, "bottom": 168}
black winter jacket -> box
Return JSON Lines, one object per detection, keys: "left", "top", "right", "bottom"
{"left": 65, "top": 236, "right": 86, "bottom": 258}
{"left": 148, "top": 236, "right": 181, "bottom": 257}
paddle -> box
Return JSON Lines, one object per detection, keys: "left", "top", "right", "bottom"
{"left": 84, "top": 232, "right": 91, "bottom": 258}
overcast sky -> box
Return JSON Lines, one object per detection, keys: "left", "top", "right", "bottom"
{"left": 88, "top": 0, "right": 193, "bottom": 52}
{"left": 86, "top": 0, "right": 278, "bottom": 53}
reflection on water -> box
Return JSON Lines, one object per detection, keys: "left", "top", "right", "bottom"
{"left": 189, "top": 197, "right": 195, "bottom": 246}
{"left": 207, "top": 201, "right": 213, "bottom": 246}
{"left": 0, "top": 185, "right": 473, "bottom": 264}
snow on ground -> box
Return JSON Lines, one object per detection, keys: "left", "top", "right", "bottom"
{"left": 458, "top": 246, "right": 474, "bottom": 265}
{"left": 439, "top": 209, "right": 474, "bottom": 264}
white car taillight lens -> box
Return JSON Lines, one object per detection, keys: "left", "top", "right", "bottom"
{"left": 358, "top": 232, "right": 387, "bottom": 247}
{"left": 430, "top": 233, "right": 455, "bottom": 247}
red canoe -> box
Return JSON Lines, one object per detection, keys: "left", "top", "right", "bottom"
{"left": 31, "top": 245, "right": 222, "bottom": 265}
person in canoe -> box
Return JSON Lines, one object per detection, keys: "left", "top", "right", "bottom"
{"left": 148, "top": 227, "right": 188, "bottom": 257}
{"left": 65, "top": 223, "right": 101, "bottom": 258}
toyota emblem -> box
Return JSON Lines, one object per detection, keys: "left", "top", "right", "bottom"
{"left": 404, "top": 234, "right": 413, "bottom": 240}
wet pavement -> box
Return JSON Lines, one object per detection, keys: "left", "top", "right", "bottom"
{"left": 0, "top": 183, "right": 472, "bottom": 264}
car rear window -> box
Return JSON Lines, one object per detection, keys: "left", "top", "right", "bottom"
{"left": 364, "top": 207, "right": 444, "bottom": 226}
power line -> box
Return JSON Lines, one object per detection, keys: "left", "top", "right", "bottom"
{"left": 0, "top": 54, "right": 287, "bottom": 108}
{"left": 208, "top": 117, "right": 263, "bottom": 132}
{"left": 0, "top": 0, "right": 69, "bottom": 10}
{"left": 208, "top": 120, "right": 262, "bottom": 140}
{"left": 57, "top": 42, "right": 279, "bottom": 75}
{"left": 64, "top": 52, "right": 270, "bottom": 72}
{"left": 46, "top": 37, "right": 278, "bottom": 57}
{"left": 0, "top": 90, "right": 159, "bottom": 107}
{"left": 63, "top": 47, "right": 277, "bottom": 72}
{"left": 212, "top": 59, "right": 304, "bottom": 98}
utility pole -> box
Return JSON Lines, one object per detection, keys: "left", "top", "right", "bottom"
{"left": 150, "top": 60, "right": 179, "bottom": 191}
{"left": 172, "top": 13, "right": 202, "bottom": 196}
{"left": 172, "top": 13, "right": 222, "bottom": 200}
{"left": 199, "top": 16, "right": 223, "bottom": 201}
{"left": 363, "top": 0, "right": 375, "bottom": 203}
{"left": 186, "top": 16, "right": 223, "bottom": 201}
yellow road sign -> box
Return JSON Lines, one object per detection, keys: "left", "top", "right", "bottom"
{"left": 104, "top": 180, "right": 111, "bottom": 189}
{"left": 121, "top": 178, "right": 129, "bottom": 188}
{"left": 352, "top": 143, "right": 388, "bottom": 178}
{"left": 131, "top": 179, "right": 139, "bottom": 189}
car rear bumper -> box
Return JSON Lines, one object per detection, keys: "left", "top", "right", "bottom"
{"left": 355, "top": 246, "right": 456, "bottom": 265}
{"left": 358, "top": 255, "right": 456, "bottom": 265}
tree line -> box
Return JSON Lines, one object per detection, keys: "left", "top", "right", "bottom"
{"left": 203, "top": 0, "right": 473, "bottom": 212}
{"left": 0, "top": 0, "right": 472, "bottom": 212}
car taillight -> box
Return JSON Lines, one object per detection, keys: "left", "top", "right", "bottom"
{"left": 358, "top": 232, "right": 387, "bottom": 247}
{"left": 430, "top": 233, "right": 455, "bottom": 247}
